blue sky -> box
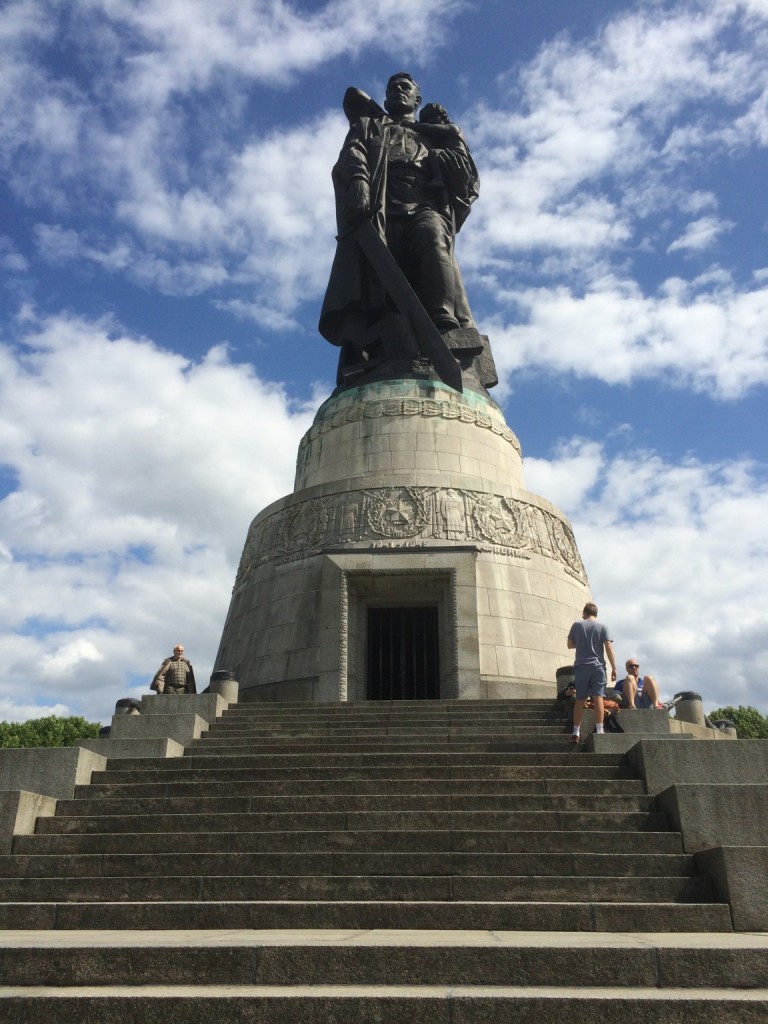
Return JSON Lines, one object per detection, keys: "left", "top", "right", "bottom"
{"left": 1, "top": 0, "right": 767, "bottom": 722}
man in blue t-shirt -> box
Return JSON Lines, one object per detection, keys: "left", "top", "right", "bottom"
{"left": 566, "top": 602, "right": 617, "bottom": 743}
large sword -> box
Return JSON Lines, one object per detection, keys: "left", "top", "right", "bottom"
{"left": 353, "top": 218, "right": 463, "bottom": 394}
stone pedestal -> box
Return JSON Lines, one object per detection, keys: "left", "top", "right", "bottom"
{"left": 215, "top": 379, "right": 592, "bottom": 702}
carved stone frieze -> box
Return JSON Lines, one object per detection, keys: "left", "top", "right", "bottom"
{"left": 297, "top": 396, "right": 523, "bottom": 472}
{"left": 233, "top": 486, "right": 588, "bottom": 593}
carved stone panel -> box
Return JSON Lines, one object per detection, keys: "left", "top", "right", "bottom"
{"left": 233, "top": 486, "right": 588, "bottom": 593}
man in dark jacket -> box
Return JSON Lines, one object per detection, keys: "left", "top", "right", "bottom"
{"left": 151, "top": 644, "right": 196, "bottom": 694}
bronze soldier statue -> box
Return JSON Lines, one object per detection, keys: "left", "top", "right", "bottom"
{"left": 319, "top": 73, "right": 496, "bottom": 394}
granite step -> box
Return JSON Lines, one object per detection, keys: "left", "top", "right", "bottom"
{"left": 0, "top": 899, "right": 732, "bottom": 932}
{"left": 227, "top": 699, "right": 561, "bottom": 711}
{"left": 214, "top": 712, "right": 569, "bottom": 729}
{"left": 88, "top": 762, "right": 639, "bottom": 785}
{"left": 5, "top": 984, "right": 766, "bottom": 1023}
{"left": 0, "top": 850, "right": 698, "bottom": 879}
{"left": 202, "top": 725, "right": 570, "bottom": 737}
{"left": 13, "top": 828, "right": 685, "bottom": 856}
{"left": 184, "top": 739, "right": 589, "bottom": 755}
{"left": 98, "top": 751, "right": 628, "bottom": 771}
{"left": 50, "top": 792, "right": 658, "bottom": 817}
{"left": 34, "top": 809, "right": 674, "bottom": 835}
{"left": 2, "top": 930, "right": 765, "bottom": 988}
{"left": 0, "top": 873, "right": 716, "bottom": 903}
{"left": 70, "top": 778, "right": 646, "bottom": 800}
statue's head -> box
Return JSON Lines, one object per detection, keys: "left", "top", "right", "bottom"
{"left": 384, "top": 72, "right": 421, "bottom": 115}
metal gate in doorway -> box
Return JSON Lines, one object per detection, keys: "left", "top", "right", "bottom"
{"left": 366, "top": 606, "right": 440, "bottom": 700}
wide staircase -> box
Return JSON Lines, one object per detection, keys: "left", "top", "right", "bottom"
{"left": 0, "top": 698, "right": 766, "bottom": 1022}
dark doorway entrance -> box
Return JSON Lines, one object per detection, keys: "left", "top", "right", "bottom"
{"left": 367, "top": 606, "right": 440, "bottom": 700}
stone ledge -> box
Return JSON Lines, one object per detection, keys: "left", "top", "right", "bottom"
{"left": 0, "top": 746, "right": 107, "bottom": 801}
{"left": 109, "top": 713, "right": 209, "bottom": 747}
{"left": 0, "top": 790, "right": 57, "bottom": 854}
{"left": 656, "top": 783, "right": 768, "bottom": 851}
{"left": 78, "top": 738, "right": 185, "bottom": 760}
{"left": 696, "top": 845, "right": 768, "bottom": 932}
{"left": 139, "top": 693, "right": 228, "bottom": 724}
{"left": 628, "top": 739, "right": 768, "bottom": 796}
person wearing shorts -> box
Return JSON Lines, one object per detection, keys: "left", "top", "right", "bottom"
{"left": 612, "top": 658, "right": 661, "bottom": 709}
{"left": 566, "top": 603, "right": 617, "bottom": 743}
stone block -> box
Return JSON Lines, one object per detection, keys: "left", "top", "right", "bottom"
{"left": 497, "top": 563, "right": 533, "bottom": 594}
{"left": 587, "top": 733, "right": 641, "bottom": 754}
{"left": 459, "top": 456, "right": 482, "bottom": 477}
{"left": 528, "top": 650, "right": 562, "bottom": 686}
{"left": 475, "top": 559, "right": 501, "bottom": 590}
{"left": 527, "top": 569, "right": 558, "bottom": 600}
{"left": 109, "top": 713, "right": 208, "bottom": 746}
{"left": 495, "top": 645, "right": 533, "bottom": 679}
{"left": 77, "top": 738, "right": 186, "bottom": 759}
{"left": 520, "top": 593, "right": 552, "bottom": 624}
{"left": 696, "top": 845, "right": 768, "bottom": 931}
{"left": 390, "top": 450, "right": 416, "bottom": 470}
{"left": 240, "top": 676, "right": 322, "bottom": 702}
{"left": 436, "top": 452, "right": 461, "bottom": 472}
{"left": 478, "top": 614, "right": 510, "bottom": 646}
{"left": 508, "top": 619, "right": 544, "bottom": 650}
{"left": 0, "top": 790, "right": 57, "bottom": 854}
{"left": 656, "top": 783, "right": 768, "bottom": 852}
{"left": 617, "top": 708, "right": 676, "bottom": 735}
{"left": 139, "top": 693, "right": 227, "bottom": 724}
{"left": 478, "top": 644, "right": 498, "bottom": 676}
{"left": 413, "top": 450, "right": 439, "bottom": 470}
{"left": 487, "top": 588, "right": 522, "bottom": 620}
{"left": 628, "top": 738, "right": 768, "bottom": 796}
{"left": 0, "top": 746, "right": 107, "bottom": 800}
{"left": 475, "top": 586, "right": 490, "bottom": 616}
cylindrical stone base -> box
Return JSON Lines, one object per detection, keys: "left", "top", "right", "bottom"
{"left": 216, "top": 379, "right": 592, "bottom": 702}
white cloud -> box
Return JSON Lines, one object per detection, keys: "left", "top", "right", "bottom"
{"left": 462, "top": 3, "right": 768, "bottom": 273}
{"left": 81, "top": 0, "right": 465, "bottom": 102}
{"left": 39, "top": 638, "right": 103, "bottom": 679}
{"left": 667, "top": 216, "right": 735, "bottom": 253}
{"left": 0, "top": 700, "right": 70, "bottom": 722}
{"left": 524, "top": 439, "right": 605, "bottom": 510}
{"left": 0, "top": 311, "right": 318, "bottom": 721}
{"left": 487, "top": 274, "right": 768, "bottom": 399}
{"left": 0, "top": 236, "right": 27, "bottom": 272}
{"left": 534, "top": 441, "right": 768, "bottom": 714}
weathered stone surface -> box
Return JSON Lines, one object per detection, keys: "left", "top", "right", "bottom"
{"left": 77, "top": 738, "right": 186, "bottom": 760}
{"left": 139, "top": 693, "right": 228, "bottom": 724}
{"left": 627, "top": 739, "right": 768, "bottom": 796}
{"left": 0, "top": 747, "right": 107, "bottom": 801}
{"left": 109, "top": 713, "right": 208, "bottom": 747}
{"left": 697, "top": 846, "right": 768, "bottom": 932}
{"left": 656, "top": 783, "right": 768, "bottom": 851}
{"left": 0, "top": 791, "right": 57, "bottom": 854}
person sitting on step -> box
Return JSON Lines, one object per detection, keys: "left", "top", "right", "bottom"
{"left": 610, "top": 658, "right": 660, "bottom": 709}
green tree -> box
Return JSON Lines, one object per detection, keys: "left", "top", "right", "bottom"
{"left": 0, "top": 715, "right": 101, "bottom": 749}
{"left": 708, "top": 705, "right": 768, "bottom": 739}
